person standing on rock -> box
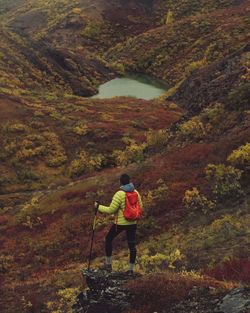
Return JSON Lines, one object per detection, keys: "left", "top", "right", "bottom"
{"left": 94, "top": 173, "right": 143, "bottom": 274}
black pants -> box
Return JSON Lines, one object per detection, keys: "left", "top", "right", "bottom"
{"left": 105, "top": 224, "right": 137, "bottom": 264}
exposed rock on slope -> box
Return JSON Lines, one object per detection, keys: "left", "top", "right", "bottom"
{"left": 170, "top": 287, "right": 250, "bottom": 313}
{"left": 74, "top": 270, "right": 250, "bottom": 313}
{"left": 73, "top": 269, "right": 141, "bottom": 313}
{"left": 168, "top": 44, "right": 250, "bottom": 113}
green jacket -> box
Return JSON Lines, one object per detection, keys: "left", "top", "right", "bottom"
{"left": 98, "top": 190, "right": 143, "bottom": 225}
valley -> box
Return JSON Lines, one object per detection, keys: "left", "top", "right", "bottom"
{"left": 0, "top": 0, "right": 249, "bottom": 312}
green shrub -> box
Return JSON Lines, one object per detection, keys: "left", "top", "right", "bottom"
{"left": 205, "top": 164, "right": 243, "bottom": 199}
{"left": 228, "top": 83, "right": 250, "bottom": 110}
{"left": 16, "top": 168, "right": 40, "bottom": 183}
{"left": 200, "top": 103, "right": 225, "bottom": 124}
{"left": 82, "top": 21, "right": 102, "bottom": 38}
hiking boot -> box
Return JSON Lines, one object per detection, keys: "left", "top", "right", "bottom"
{"left": 125, "top": 270, "right": 134, "bottom": 276}
{"left": 99, "top": 263, "right": 112, "bottom": 272}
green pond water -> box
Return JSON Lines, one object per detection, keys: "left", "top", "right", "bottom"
{"left": 92, "top": 75, "right": 166, "bottom": 100}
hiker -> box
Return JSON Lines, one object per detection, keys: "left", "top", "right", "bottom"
{"left": 94, "top": 173, "right": 143, "bottom": 274}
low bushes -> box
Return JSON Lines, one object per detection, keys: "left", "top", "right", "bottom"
{"left": 183, "top": 187, "right": 216, "bottom": 214}
{"left": 146, "top": 129, "right": 170, "bottom": 149}
{"left": 205, "top": 164, "right": 243, "bottom": 199}
{"left": 67, "top": 150, "right": 104, "bottom": 178}
{"left": 227, "top": 143, "right": 250, "bottom": 171}
{"left": 0, "top": 255, "right": 14, "bottom": 273}
{"left": 47, "top": 287, "right": 80, "bottom": 313}
{"left": 112, "top": 140, "right": 146, "bottom": 166}
{"left": 178, "top": 117, "right": 206, "bottom": 140}
{"left": 72, "top": 123, "right": 89, "bottom": 136}
{"left": 126, "top": 271, "right": 228, "bottom": 313}
{"left": 206, "top": 258, "right": 250, "bottom": 283}
{"left": 227, "top": 83, "right": 250, "bottom": 110}
{"left": 137, "top": 249, "right": 184, "bottom": 273}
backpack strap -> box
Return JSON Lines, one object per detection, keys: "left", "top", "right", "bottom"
{"left": 115, "top": 190, "right": 125, "bottom": 228}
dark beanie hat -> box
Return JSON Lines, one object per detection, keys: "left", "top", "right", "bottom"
{"left": 120, "top": 173, "right": 130, "bottom": 185}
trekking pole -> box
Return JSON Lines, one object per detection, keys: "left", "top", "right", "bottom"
{"left": 87, "top": 202, "right": 99, "bottom": 271}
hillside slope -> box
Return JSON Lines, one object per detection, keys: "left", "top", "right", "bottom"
{"left": 0, "top": 0, "right": 249, "bottom": 312}
{"left": 105, "top": 0, "right": 250, "bottom": 86}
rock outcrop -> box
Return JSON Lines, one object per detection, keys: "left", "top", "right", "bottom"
{"left": 73, "top": 270, "right": 250, "bottom": 313}
{"left": 215, "top": 287, "right": 250, "bottom": 313}
{"left": 73, "top": 269, "right": 141, "bottom": 313}
{"left": 170, "top": 286, "right": 250, "bottom": 313}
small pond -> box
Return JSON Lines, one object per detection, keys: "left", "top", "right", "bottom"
{"left": 92, "top": 74, "right": 166, "bottom": 100}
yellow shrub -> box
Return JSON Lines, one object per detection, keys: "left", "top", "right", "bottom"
{"left": 16, "top": 146, "right": 45, "bottom": 161}
{"left": 0, "top": 255, "right": 14, "bottom": 273}
{"left": 210, "top": 215, "right": 241, "bottom": 233}
{"left": 4, "top": 123, "right": 28, "bottom": 133}
{"left": 146, "top": 129, "right": 170, "bottom": 148}
{"left": 47, "top": 287, "right": 80, "bottom": 313}
{"left": 185, "top": 59, "right": 207, "bottom": 76}
{"left": 17, "top": 196, "right": 40, "bottom": 223}
{"left": 72, "top": 8, "right": 81, "bottom": 14}
{"left": 44, "top": 132, "right": 67, "bottom": 167}
{"left": 112, "top": 140, "right": 146, "bottom": 166}
{"left": 205, "top": 164, "right": 243, "bottom": 199}
{"left": 183, "top": 187, "right": 216, "bottom": 214}
{"left": 227, "top": 143, "right": 250, "bottom": 170}
{"left": 178, "top": 117, "right": 206, "bottom": 140}
{"left": 73, "top": 123, "right": 88, "bottom": 136}
{"left": 82, "top": 21, "right": 102, "bottom": 38}
{"left": 144, "top": 179, "right": 169, "bottom": 210}
{"left": 21, "top": 296, "right": 33, "bottom": 313}
{"left": 165, "top": 9, "right": 174, "bottom": 25}
{"left": 68, "top": 150, "right": 104, "bottom": 178}
{"left": 138, "top": 249, "right": 184, "bottom": 273}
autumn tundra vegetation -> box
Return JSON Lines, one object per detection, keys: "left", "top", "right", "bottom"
{"left": 0, "top": 0, "right": 249, "bottom": 312}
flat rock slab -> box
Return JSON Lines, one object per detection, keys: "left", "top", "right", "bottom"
{"left": 215, "top": 287, "right": 250, "bottom": 313}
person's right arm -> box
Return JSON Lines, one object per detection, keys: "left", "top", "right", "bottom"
{"left": 98, "top": 191, "right": 122, "bottom": 215}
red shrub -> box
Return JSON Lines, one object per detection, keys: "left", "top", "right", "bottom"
{"left": 126, "top": 271, "right": 227, "bottom": 313}
{"left": 205, "top": 258, "right": 250, "bottom": 284}
{"left": 61, "top": 190, "right": 85, "bottom": 201}
{"left": 0, "top": 215, "right": 8, "bottom": 225}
